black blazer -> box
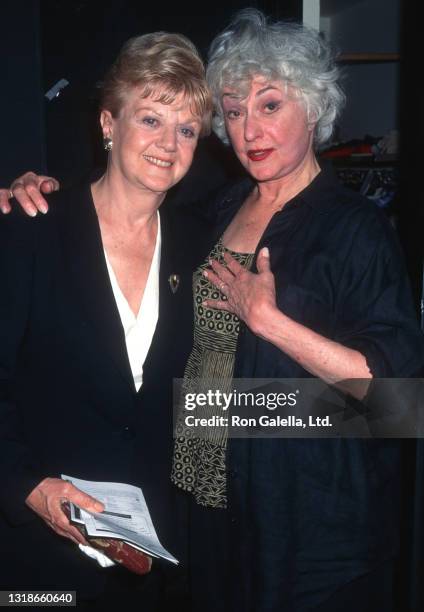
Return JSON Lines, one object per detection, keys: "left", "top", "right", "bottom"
{"left": 0, "top": 180, "right": 196, "bottom": 596}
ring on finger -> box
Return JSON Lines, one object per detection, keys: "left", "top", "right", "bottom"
{"left": 9, "top": 182, "right": 24, "bottom": 198}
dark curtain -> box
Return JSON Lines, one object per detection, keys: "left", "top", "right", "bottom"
{"left": 0, "top": 0, "right": 46, "bottom": 184}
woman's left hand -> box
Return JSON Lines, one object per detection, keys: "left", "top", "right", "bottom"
{"left": 203, "top": 247, "right": 276, "bottom": 335}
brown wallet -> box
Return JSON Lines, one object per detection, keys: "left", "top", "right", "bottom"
{"left": 62, "top": 501, "right": 152, "bottom": 575}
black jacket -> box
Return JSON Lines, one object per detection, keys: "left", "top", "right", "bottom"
{"left": 200, "top": 166, "right": 424, "bottom": 611}
{"left": 0, "top": 180, "right": 195, "bottom": 597}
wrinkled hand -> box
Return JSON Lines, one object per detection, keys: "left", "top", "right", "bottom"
{"left": 203, "top": 247, "right": 277, "bottom": 335}
{"left": 25, "top": 477, "right": 104, "bottom": 545}
{"left": 0, "top": 171, "right": 59, "bottom": 216}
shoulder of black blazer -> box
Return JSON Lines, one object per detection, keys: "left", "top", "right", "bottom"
{"left": 1, "top": 179, "right": 198, "bottom": 389}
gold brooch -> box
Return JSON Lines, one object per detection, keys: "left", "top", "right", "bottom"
{"left": 168, "top": 274, "right": 180, "bottom": 294}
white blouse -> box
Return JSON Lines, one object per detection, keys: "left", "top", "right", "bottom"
{"left": 104, "top": 212, "right": 161, "bottom": 392}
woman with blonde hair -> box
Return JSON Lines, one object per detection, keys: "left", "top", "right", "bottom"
{"left": 0, "top": 31, "right": 211, "bottom": 610}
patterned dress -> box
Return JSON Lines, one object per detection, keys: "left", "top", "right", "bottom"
{"left": 171, "top": 238, "right": 254, "bottom": 508}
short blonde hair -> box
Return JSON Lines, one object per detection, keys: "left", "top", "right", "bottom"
{"left": 99, "top": 32, "right": 212, "bottom": 136}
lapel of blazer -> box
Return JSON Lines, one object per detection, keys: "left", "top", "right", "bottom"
{"left": 141, "top": 204, "right": 181, "bottom": 389}
{"left": 59, "top": 181, "right": 134, "bottom": 390}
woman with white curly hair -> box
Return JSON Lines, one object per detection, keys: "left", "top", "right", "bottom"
{"left": 170, "top": 9, "right": 422, "bottom": 612}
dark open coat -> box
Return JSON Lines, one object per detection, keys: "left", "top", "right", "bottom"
{"left": 201, "top": 166, "right": 424, "bottom": 611}
{"left": 0, "top": 181, "right": 195, "bottom": 598}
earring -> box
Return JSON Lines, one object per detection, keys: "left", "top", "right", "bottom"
{"left": 103, "top": 137, "right": 113, "bottom": 151}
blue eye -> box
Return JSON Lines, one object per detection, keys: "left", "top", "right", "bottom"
{"left": 142, "top": 116, "right": 159, "bottom": 127}
{"left": 180, "top": 127, "right": 196, "bottom": 139}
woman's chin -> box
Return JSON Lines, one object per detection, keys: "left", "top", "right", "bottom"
{"left": 248, "top": 168, "right": 282, "bottom": 183}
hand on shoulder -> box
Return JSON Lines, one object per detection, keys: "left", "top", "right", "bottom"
{"left": 0, "top": 171, "right": 60, "bottom": 216}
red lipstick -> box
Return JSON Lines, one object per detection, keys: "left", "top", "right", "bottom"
{"left": 247, "top": 148, "right": 274, "bottom": 161}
